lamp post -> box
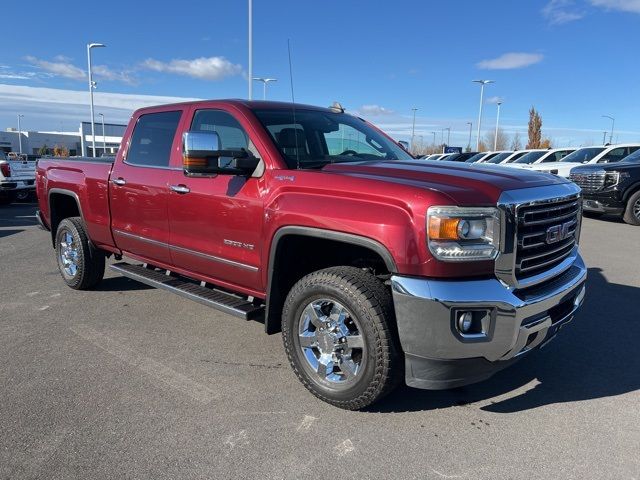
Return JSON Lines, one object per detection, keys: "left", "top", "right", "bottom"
{"left": 444, "top": 127, "right": 451, "bottom": 146}
{"left": 411, "top": 108, "right": 417, "bottom": 152}
{"left": 87, "top": 42, "right": 106, "bottom": 157}
{"left": 431, "top": 131, "right": 437, "bottom": 146}
{"left": 466, "top": 122, "right": 472, "bottom": 151}
{"left": 494, "top": 100, "right": 502, "bottom": 151}
{"left": 602, "top": 115, "right": 615, "bottom": 144}
{"left": 252, "top": 77, "right": 277, "bottom": 100}
{"left": 473, "top": 80, "right": 494, "bottom": 150}
{"left": 98, "top": 113, "right": 106, "bottom": 155}
{"left": 248, "top": 0, "right": 253, "bottom": 100}
{"left": 17, "top": 114, "right": 24, "bottom": 155}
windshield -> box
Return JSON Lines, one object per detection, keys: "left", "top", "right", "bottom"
{"left": 560, "top": 147, "right": 605, "bottom": 163}
{"left": 513, "top": 151, "right": 547, "bottom": 164}
{"left": 485, "top": 152, "right": 513, "bottom": 164}
{"left": 620, "top": 149, "right": 640, "bottom": 164}
{"left": 465, "top": 153, "right": 487, "bottom": 163}
{"left": 253, "top": 109, "right": 413, "bottom": 169}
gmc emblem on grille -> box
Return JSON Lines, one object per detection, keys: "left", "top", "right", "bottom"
{"left": 546, "top": 221, "right": 574, "bottom": 244}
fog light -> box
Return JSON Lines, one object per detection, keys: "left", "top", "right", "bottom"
{"left": 457, "top": 311, "right": 473, "bottom": 333}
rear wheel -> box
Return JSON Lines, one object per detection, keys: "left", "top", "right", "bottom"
{"left": 282, "top": 266, "right": 401, "bottom": 410}
{"left": 623, "top": 191, "right": 640, "bottom": 226}
{"left": 55, "top": 217, "right": 105, "bottom": 289}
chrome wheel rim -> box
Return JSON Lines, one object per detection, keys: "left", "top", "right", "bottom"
{"left": 634, "top": 198, "right": 640, "bottom": 221}
{"left": 298, "top": 299, "right": 365, "bottom": 385}
{"left": 58, "top": 229, "right": 79, "bottom": 277}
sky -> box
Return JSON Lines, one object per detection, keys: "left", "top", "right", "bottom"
{"left": 1, "top": 0, "right": 639, "bottom": 148}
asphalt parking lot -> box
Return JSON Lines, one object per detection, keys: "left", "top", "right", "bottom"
{"left": 1, "top": 202, "right": 638, "bottom": 480}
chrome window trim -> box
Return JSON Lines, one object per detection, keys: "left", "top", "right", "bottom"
{"left": 495, "top": 183, "right": 582, "bottom": 290}
{"left": 113, "top": 229, "right": 258, "bottom": 272}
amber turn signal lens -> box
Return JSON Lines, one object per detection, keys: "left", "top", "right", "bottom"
{"left": 428, "top": 217, "right": 460, "bottom": 240}
{"left": 183, "top": 157, "right": 208, "bottom": 167}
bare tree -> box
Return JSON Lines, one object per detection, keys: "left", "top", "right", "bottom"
{"left": 527, "top": 107, "right": 542, "bottom": 149}
{"left": 511, "top": 132, "right": 522, "bottom": 150}
{"left": 482, "top": 128, "right": 508, "bottom": 151}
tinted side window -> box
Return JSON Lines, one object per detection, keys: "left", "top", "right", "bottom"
{"left": 191, "top": 110, "right": 249, "bottom": 150}
{"left": 127, "top": 111, "right": 182, "bottom": 167}
{"left": 599, "top": 147, "right": 626, "bottom": 163}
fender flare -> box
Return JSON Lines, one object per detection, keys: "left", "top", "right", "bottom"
{"left": 263, "top": 226, "right": 397, "bottom": 334}
{"left": 622, "top": 181, "right": 640, "bottom": 202}
{"left": 48, "top": 188, "right": 84, "bottom": 245}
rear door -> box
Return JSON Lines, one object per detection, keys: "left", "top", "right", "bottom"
{"left": 110, "top": 109, "right": 185, "bottom": 266}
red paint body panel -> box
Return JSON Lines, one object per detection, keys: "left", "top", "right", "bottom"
{"left": 37, "top": 99, "right": 573, "bottom": 298}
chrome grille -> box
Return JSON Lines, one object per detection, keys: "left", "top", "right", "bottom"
{"left": 570, "top": 171, "right": 605, "bottom": 193}
{"left": 515, "top": 196, "right": 581, "bottom": 280}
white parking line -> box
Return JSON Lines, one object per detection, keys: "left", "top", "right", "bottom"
{"left": 70, "top": 324, "right": 217, "bottom": 404}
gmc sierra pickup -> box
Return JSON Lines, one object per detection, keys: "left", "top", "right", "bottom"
{"left": 36, "top": 100, "right": 587, "bottom": 410}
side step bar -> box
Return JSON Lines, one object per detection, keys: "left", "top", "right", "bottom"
{"left": 110, "top": 262, "right": 264, "bottom": 321}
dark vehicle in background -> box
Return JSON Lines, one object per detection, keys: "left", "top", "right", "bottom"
{"left": 441, "top": 152, "right": 478, "bottom": 162}
{"left": 479, "top": 151, "right": 515, "bottom": 164}
{"left": 571, "top": 150, "right": 640, "bottom": 225}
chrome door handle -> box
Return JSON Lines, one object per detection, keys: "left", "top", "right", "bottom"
{"left": 111, "top": 178, "right": 126, "bottom": 186}
{"left": 170, "top": 184, "right": 190, "bottom": 194}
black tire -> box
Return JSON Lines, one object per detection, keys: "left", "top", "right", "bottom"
{"left": 282, "top": 266, "right": 402, "bottom": 410}
{"left": 582, "top": 211, "right": 603, "bottom": 219}
{"left": 623, "top": 191, "right": 640, "bottom": 226}
{"left": 0, "top": 192, "right": 15, "bottom": 206}
{"left": 55, "top": 217, "right": 105, "bottom": 289}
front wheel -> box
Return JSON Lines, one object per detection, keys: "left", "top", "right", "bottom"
{"left": 55, "top": 217, "right": 105, "bottom": 289}
{"left": 282, "top": 266, "right": 401, "bottom": 410}
{"left": 623, "top": 191, "right": 640, "bottom": 226}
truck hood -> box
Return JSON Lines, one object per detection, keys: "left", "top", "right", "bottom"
{"left": 322, "top": 160, "right": 569, "bottom": 205}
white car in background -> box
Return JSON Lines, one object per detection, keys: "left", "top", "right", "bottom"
{"left": 496, "top": 149, "right": 547, "bottom": 164}
{"left": 503, "top": 148, "right": 576, "bottom": 169}
{"left": 468, "top": 151, "right": 512, "bottom": 163}
{"left": 529, "top": 144, "right": 640, "bottom": 178}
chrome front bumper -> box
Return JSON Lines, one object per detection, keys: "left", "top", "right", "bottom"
{"left": 391, "top": 254, "right": 587, "bottom": 389}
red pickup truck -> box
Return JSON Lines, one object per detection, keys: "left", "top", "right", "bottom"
{"left": 36, "top": 100, "right": 587, "bottom": 409}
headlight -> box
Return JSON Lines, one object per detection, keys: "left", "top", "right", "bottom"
{"left": 427, "top": 207, "right": 500, "bottom": 261}
{"left": 604, "top": 171, "right": 629, "bottom": 188}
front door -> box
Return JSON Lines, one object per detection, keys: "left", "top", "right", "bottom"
{"left": 110, "top": 109, "right": 184, "bottom": 266}
{"left": 167, "top": 108, "right": 264, "bottom": 293}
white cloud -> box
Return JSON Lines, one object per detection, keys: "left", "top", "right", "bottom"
{"left": 357, "top": 104, "right": 394, "bottom": 116}
{"left": 477, "top": 52, "right": 544, "bottom": 70}
{"left": 141, "top": 56, "right": 242, "bottom": 80}
{"left": 485, "top": 96, "right": 504, "bottom": 105}
{"left": 92, "top": 65, "right": 137, "bottom": 85}
{"left": 0, "top": 84, "right": 200, "bottom": 130}
{"left": 590, "top": 0, "right": 640, "bottom": 13}
{"left": 25, "top": 55, "right": 85, "bottom": 80}
{"left": 542, "top": 0, "right": 585, "bottom": 24}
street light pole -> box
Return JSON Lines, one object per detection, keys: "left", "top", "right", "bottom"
{"left": 411, "top": 108, "right": 417, "bottom": 152}
{"left": 445, "top": 127, "right": 451, "bottom": 146}
{"left": 473, "top": 80, "right": 494, "bottom": 151}
{"left": 248, "top": 0, "right": 253, "bottom": 100}
{"left": 494, "top": 101, "right": 502, "bottom": 150}
{"left": 98, "top": 113, "right": 106, "bottom": 155}
{"left": 466, "top": 122, "right": 472, "bottom": 151}
{"left": 17, "top": 114, "right": 24, "bottom": 155}
{"left": 602, "top": 115, "right": 615, "bottom": 144}
{"left": 252, "top": 77, "right": 277, "bottom": 100}
{"left": 87, "top": 42, "right": 106, "bottom": 157}
{"left": 431, "top": 131, "right": 436, "bottom": 145}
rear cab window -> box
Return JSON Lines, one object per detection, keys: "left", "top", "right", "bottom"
{"left": 126, "top": 111, "right": 183, "bottom": 168}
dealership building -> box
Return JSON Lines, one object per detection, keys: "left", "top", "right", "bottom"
{"left": 1, "top": 121, "right": 126, "bottom": 157}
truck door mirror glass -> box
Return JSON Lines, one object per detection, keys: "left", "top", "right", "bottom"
{"left": 182, "top": 131, "right": 259, "bottom": 176}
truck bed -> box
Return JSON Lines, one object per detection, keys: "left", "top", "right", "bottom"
{"left": 37, "top": 156, "right": 116, "bottom": 251}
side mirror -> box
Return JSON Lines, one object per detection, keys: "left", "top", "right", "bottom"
{"left": 398, "top": 140, "right": 410, "bottom": 151}
{"left": 182, "top": 131, "right": 259, "bottom": 176}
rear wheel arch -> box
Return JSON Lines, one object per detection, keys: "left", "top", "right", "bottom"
{"left": 48, "top": 189, "right": 84, "bottom": 246}
{"left": 264, "top": 226, "right": 397, "bottom": 334}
